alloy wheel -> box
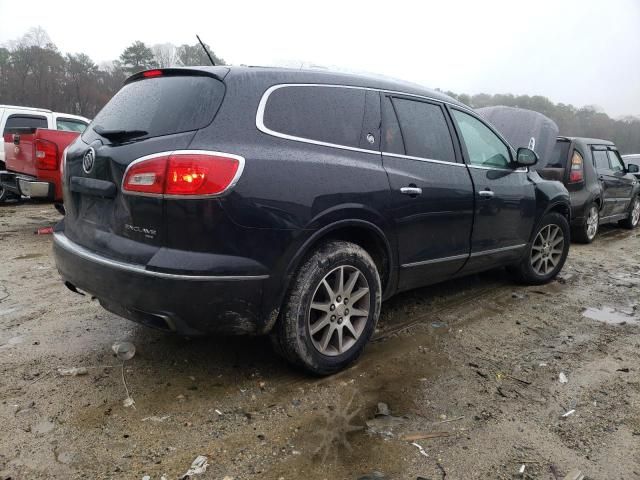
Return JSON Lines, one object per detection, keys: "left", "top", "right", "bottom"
{"left": 531, "top": 224, "right": 565, "bottom": 276}
{"left": 307, "top": 265, "right": 370, "bottom": 356}
{"left": 631, "top": 198, "right": 640, "bottom": 227}
{"left": 586, "top": 206, "right": 599, "bottom": 240}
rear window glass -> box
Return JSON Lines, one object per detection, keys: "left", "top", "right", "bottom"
{"left": 392, "top": 98, "right": 455, "bottom": 162}
{"left": 57, "top": 118, "right": 88, "bottom": 133}
{"left": 4, "top": 115, "right": 47, "bottom": 134}
{"left": 263, "top": 85, "right": 366, "bottom": 148}
{"left": 87, "top": 75, "right": 224, "bottom": 140}
{"left": 548, "top": 140, "right": 570, "bottom": 168}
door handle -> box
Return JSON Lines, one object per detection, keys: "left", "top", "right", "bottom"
{"left": 478, "top": 189, "right": 494, "bottom": 198}
{"left": 400, "top": 186, "right": 422, "bottom": 196}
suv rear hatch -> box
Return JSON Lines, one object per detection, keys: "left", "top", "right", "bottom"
{"left": 62, "top": 68, "right": 228, "bottom": 265}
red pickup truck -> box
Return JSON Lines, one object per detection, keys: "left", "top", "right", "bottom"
{"left": 1, "top": 128, "right": 81, "bottom": 205}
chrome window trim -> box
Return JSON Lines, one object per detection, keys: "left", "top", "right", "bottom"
{"left": 401, "top": 253, "right": 468, "bottom": 268}
{"left": 121, "top": 150, "right": 245, "bottom": 199}
{"left": 467, "top": 164, "right": 528, "bottom": 173}
{"left": 470, "top": 243, "right": 526, "bottom": 257}
{"left": 256, "top": 83, "right": 527, "bottom": 172}
{"left": 382, "top": 151, "right": 464, "bottom": 168}
{"left": 54, "top": 232, "right": 268, "bottom": 281}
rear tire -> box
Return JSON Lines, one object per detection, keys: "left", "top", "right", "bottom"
{"left": 271, "top": 240, "right": 381, "bottom": 375}
{"left": 572, "top": 202, "right": 599, "bottom": 243}
{"left": 619, "top": 195, "right": 640, "bottom": 229}
{"left": 0, "top": 184, "right": 8, "bottom": 204}
{"left": 511, "top": 212, "right": 570, "bottom": 285}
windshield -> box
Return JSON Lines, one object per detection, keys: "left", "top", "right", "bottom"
{"left": 86, "top": 75, "right": 224, "bottom": 141}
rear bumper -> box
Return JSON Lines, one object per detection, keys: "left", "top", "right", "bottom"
{"left": 18, "top": 177, "right": 54, "bottom": 199}
{"left": 0, "top": 171, "right": 54, "bottom": 199}
{"left": 53, "top": 232, "right": 269, "bottom": 335}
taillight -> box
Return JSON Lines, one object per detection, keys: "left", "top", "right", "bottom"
{"left": 568, "top": 151, "right": 584, "bottom": 183}
{"left": 122, "top": 151, "right": 243, "bottom": 197}
{"left": 35, "top": 139, "right": 58, "bottom": 170}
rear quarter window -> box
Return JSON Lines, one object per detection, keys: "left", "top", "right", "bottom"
{"left": 87, "top": 75, "right": 225, "bottom": 141}
{"left": 57, "top": 118, "right": 88, "bottom": 132}
{"left": 262, "top": 85, "right": 366, "bottom": 149}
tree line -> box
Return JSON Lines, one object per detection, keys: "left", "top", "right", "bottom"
{"left": 1, "top": 27, "right": 638, "bottom": 154}
{"left": 443, "top": 91, "right": 640, "bottom": 154}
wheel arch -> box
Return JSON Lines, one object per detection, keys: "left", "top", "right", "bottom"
{"left": 261, "top": 218, "right": 396, "bottom": 334}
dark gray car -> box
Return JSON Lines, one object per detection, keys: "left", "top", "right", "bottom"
{"left": 540, "top": 137, "right": 640, "bottom": 242}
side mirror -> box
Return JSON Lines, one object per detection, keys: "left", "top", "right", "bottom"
{"left": 627, "top": 163, "right": 639, "bottom": 174}
{"left": 516, "top": 147, "right": 538, "bottom": 167}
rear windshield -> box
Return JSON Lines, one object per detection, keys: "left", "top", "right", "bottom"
{"left": 547, "top": 140, "right": 570, "bottom": 168}
{"left": 86, "top": 75, "right": 224, "bottom": 141}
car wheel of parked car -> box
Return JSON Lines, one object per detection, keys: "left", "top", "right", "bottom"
{"left": 511, "top": 212, "right": 570, "bottom": 285}
{"left": 619, "top": 196, "right": 640, "bottom": 229}
{"left": 0, "top": 184, "right": 7, "bottom": 203}
{"left": 271, "top": 240, "right": 382, "bottom": 375}
{"left": 573, "top": 203, "right": 599, "bottom": 243}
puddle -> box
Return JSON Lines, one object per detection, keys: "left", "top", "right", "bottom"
{"left": 582, "top": 306, "right": 640, "bottom": 325}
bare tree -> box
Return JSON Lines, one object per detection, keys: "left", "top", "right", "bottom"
{"left": 151, "top": 43, "right": 179, "bottom": 68}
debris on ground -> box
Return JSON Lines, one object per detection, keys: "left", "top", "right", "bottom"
{"left": 34, "top": 226, "right": 53, "bottom": 235}
{"left": 558, "top": 372, "right": 568, "bottom": 384}
{"left": 112, "top": 341, "right": 136, "bottom": 360}
{"left": 519, "top": 464, "right": 526, "bottom": 476}
{"left": 410, "top": 442, "right": 428, "bottom": 457}
{"left": 561, "top": 409, "right": 575, "bottom": 418}
{"left": 563, "top": 469, "right": 585, "bottom": 480}
{"left": 142, "top": 415, "right": 170, "bottom": 422}
{"left": 375, "top": 402, "right": 390, "bottom": 417}
{"left": 57, "top": 367, "right": 88, "bottom": 376}
{"left": 401, "top": 432, "right": 450, "bottom": 441}
{"left": 357, "top": 472, "right": 387, "bottom": 480}
{"left": 180, "top": 455, "right": 209, "bottom": 479}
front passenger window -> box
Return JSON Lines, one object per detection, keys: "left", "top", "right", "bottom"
{"left": 607, "top": 150, "right": 624, "bottom": 172}
{"left": 452, "top": 110, "right": 511, "bottom": 168}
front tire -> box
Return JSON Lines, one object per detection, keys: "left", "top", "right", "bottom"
{"left": 511, "top": 212, "right": 570, "bottom": 285}
{"left": 619, "top": 195, "right": 640, "bottom": 229}
{"left": 271, "top": 241, "right": 382, "bottom": 375}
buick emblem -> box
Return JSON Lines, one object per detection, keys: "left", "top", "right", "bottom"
{"left": 82, "top": 147, "right": 96, "bottom": 174}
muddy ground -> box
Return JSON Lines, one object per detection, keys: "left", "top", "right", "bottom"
{"left": 0, "top": 202, "right": 639, "bottom": 480}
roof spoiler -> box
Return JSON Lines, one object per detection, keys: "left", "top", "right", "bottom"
{"left": 125, "top": 67, "right": 229, "bottom": 85}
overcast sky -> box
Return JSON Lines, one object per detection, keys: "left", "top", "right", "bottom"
{"left": 1, "top": 0, "right": 638, "bottom": 117}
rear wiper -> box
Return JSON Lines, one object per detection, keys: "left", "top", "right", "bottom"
{"left": 93, "top": 125, "right": 148, "bottom": 142}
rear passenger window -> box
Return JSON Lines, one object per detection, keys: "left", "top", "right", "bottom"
{"left": 4, "top": 115, "right": 48, "bottom": 134}
{"left": 592, "top": 150, "right": 609, "bottom": 170}
{"left": 263, "top": 86, "right": 366, "bottom": 148}
{"left": 391, "top": 98, "right": 455, "bottom": 162}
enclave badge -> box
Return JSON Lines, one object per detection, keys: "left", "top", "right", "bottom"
{"left": 82, "top": 147, "right": 96, "bottom": 174}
